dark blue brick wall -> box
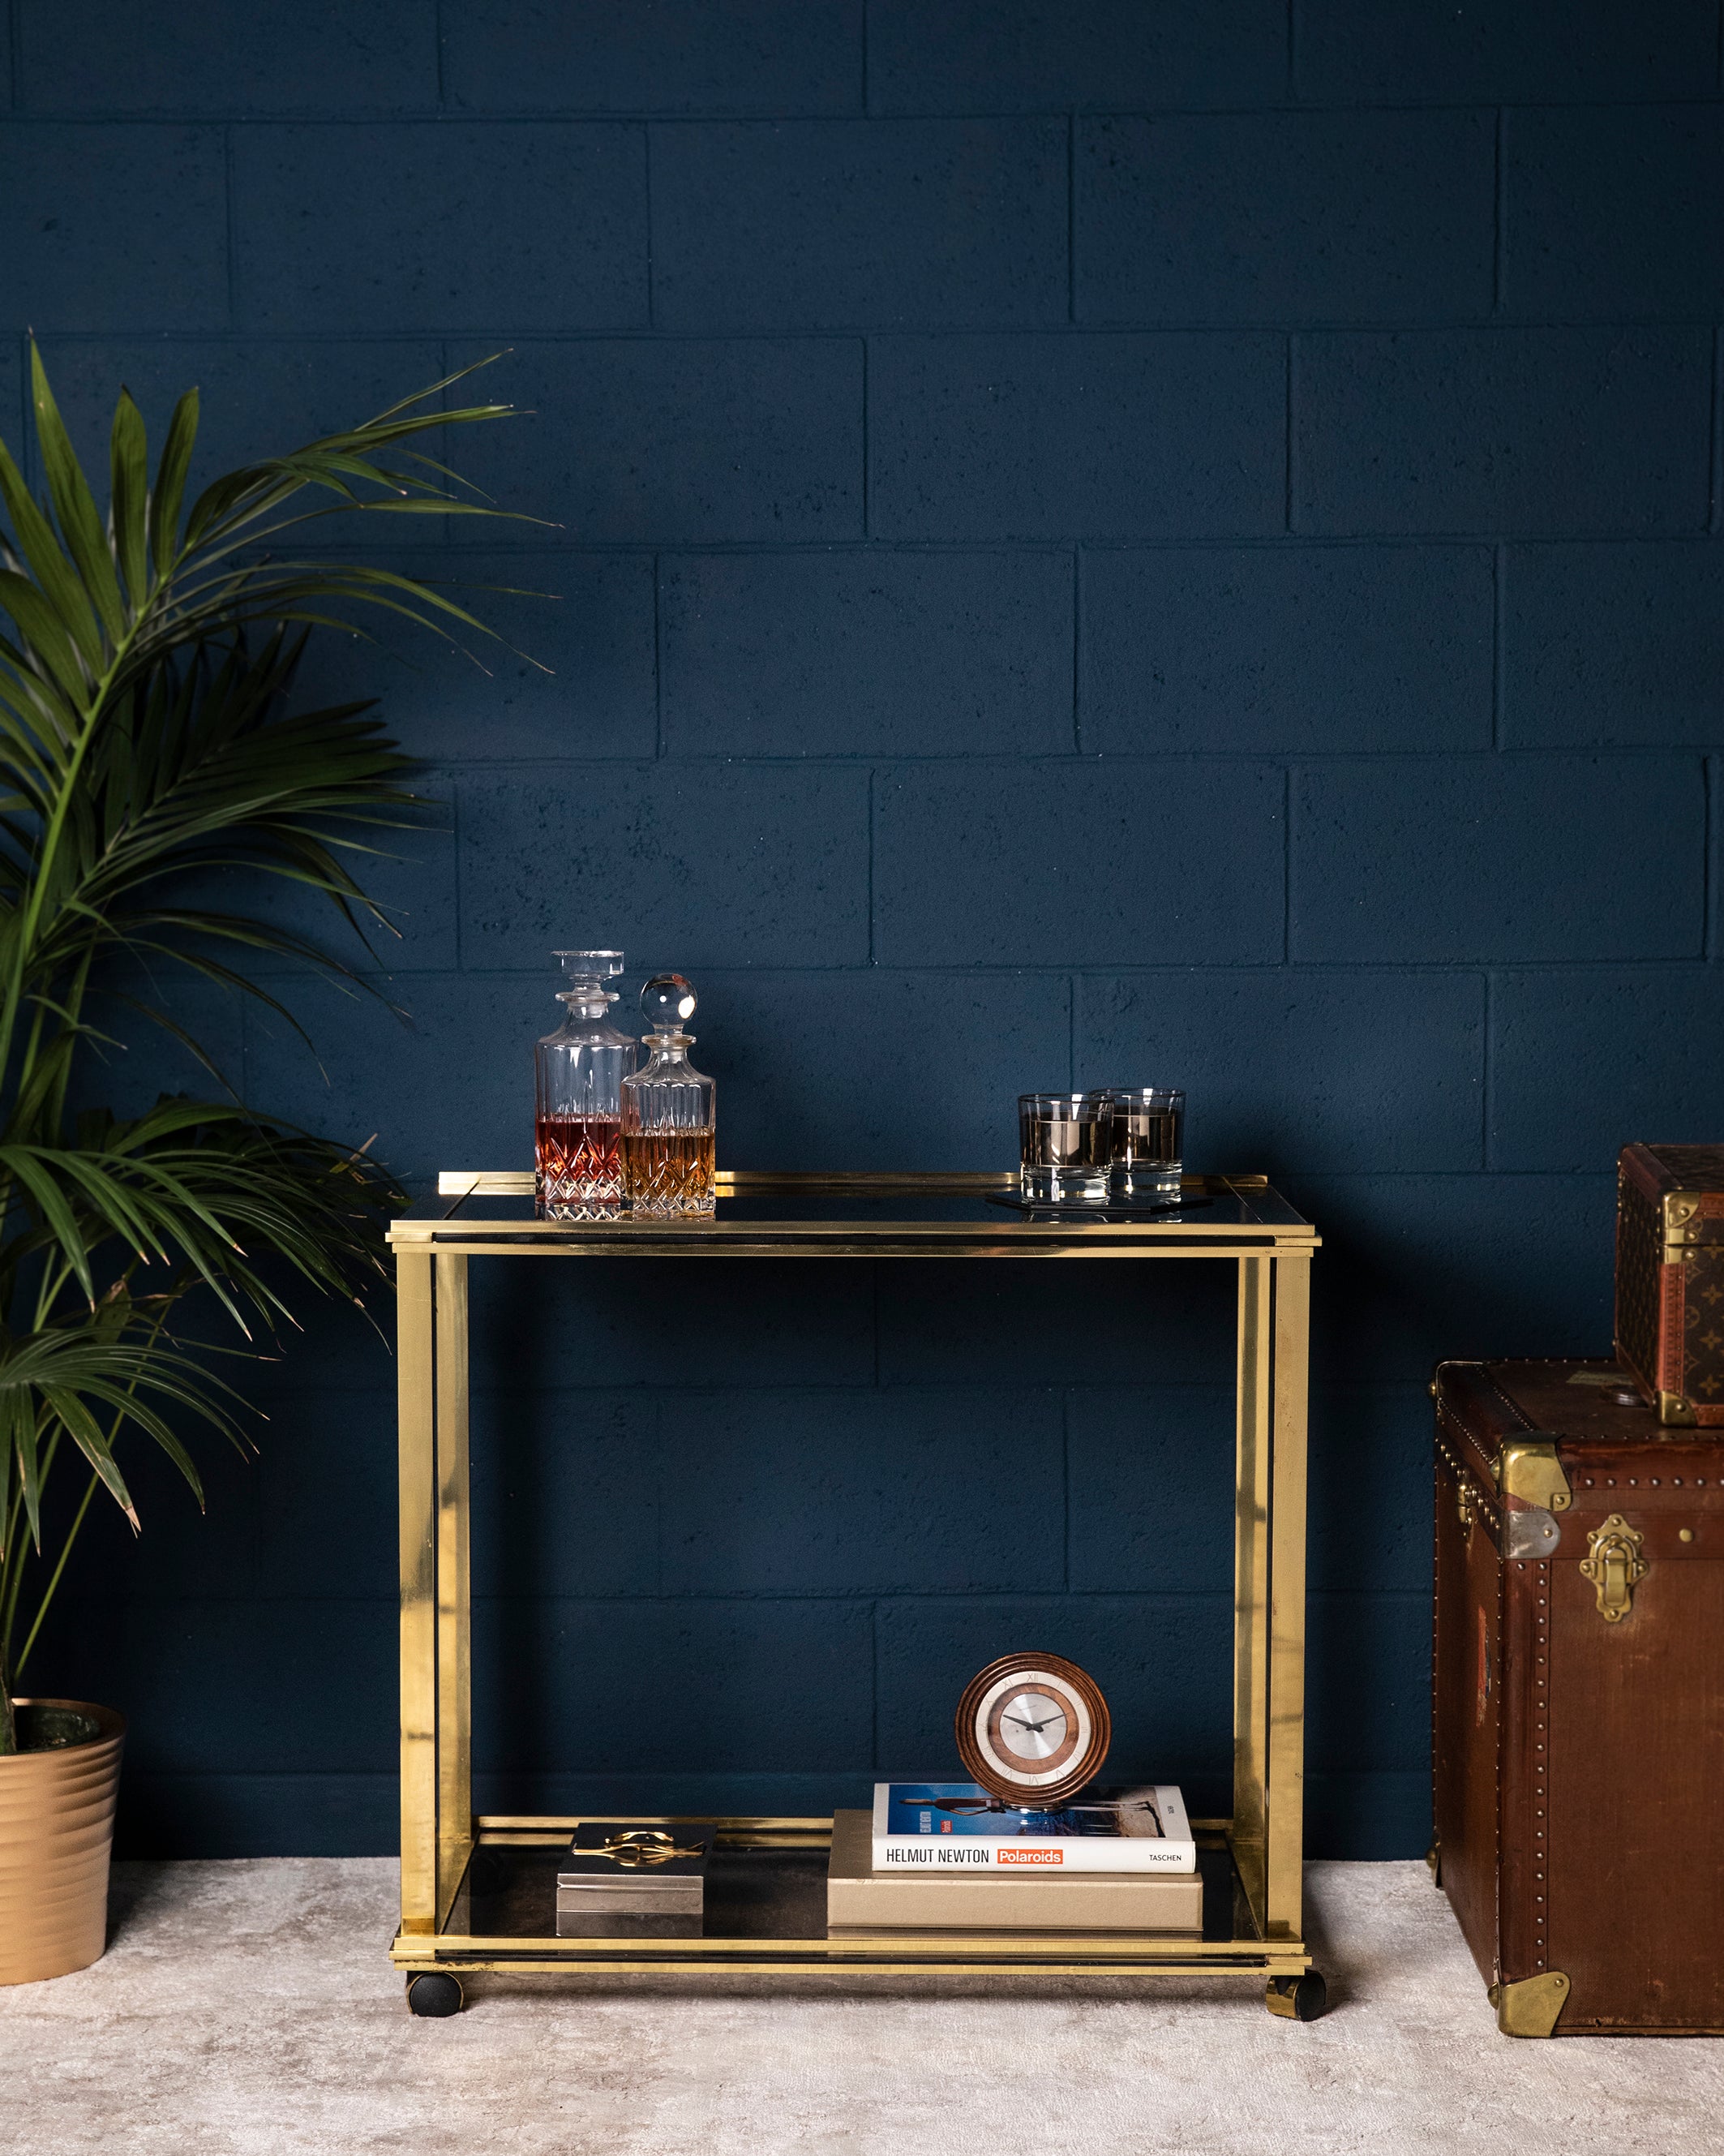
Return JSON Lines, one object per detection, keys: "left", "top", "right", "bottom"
{"left": 14, "top": 2, "right": 1723, "bottom": 1865}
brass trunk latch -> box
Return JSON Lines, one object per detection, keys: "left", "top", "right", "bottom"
{"left": 1580, "top": 1514, "right": 1647, "bottom": 1622}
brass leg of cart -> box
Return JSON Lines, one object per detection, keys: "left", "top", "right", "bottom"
{"left": 1233, "top": 1253, "right": 1272, "bottom": 1936}
{"left": 397, "top": 1248, "right": 474, "bottom": 2012}
{"left": 1243, "top": 1250, "right": 1325, "bottom": 2022}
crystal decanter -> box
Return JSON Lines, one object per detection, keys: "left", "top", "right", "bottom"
{"left": 620, "top": 974, "right": 716, "bottom": 1217}
{"left": 534, "top": 951, "right": 638, "bottom": 1216}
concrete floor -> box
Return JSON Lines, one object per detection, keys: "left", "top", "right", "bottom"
{"left": 2, "top": 1859, "right": 1721, "bottom": 2154}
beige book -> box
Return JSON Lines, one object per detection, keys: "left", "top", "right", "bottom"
{"left": 826, "top": 1810, "right": 1203, "bottom": 1935}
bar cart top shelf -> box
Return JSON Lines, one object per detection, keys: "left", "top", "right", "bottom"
{"left": 390, "top": 1169, "right": 1318, "bottom": 1256}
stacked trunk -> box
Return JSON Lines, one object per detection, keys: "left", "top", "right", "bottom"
{"left": 1431, "top": 1358, "right": 1724, "bottom": 2036}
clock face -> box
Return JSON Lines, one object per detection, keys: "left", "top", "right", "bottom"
{"left": 997, "top": 1690, "right": 1068, "bottom": 1763}
{"left": 955, "top": 1654, "right": 1111, "bottom": 1806}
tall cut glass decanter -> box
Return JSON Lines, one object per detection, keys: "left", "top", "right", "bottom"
{"left": 534, "top": 951, "right": 638, "bottom": 1215}
{"left": 620, "top": 974, "right": 716, "bottom": 1217}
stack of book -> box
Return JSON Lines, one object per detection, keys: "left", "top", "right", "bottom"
{"left": 826, "top": 1782, "right": 1203, "bottom": 1937}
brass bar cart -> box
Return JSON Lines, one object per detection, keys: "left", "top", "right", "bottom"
{"left": 388, "top": 1170, "right": 1323, "bottom": 2017}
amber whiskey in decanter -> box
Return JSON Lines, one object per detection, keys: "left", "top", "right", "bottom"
{"left": 534, "top": 951, "right": 638, "bottom": 1215}
{"left": 620, "top": 974, "right": 716, "bottom": 1217}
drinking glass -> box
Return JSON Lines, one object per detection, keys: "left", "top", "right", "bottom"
{"left": 1018, "top": 1093, "right": 1116, "bottom": 1203}
{"left": 1093, "top": 1088, "right": 1185, "bottom": 1203}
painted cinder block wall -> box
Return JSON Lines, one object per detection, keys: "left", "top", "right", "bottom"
{"left": 17, "top": 1, "right": 1724, "bottom": 1858}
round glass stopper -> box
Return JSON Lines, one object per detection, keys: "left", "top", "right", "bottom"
{"left": 641, "top": 973, "right": 697, "bottom": 1032}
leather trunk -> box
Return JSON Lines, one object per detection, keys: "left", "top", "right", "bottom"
{"left": 1432, "top": 1357, "right": 1724, "bottom": 2035}
{"left": 1615, "top": 1142, "right": 1724, "bottom": 1425}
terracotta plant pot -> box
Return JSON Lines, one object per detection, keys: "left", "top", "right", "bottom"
{"left": 0, "top": 1698, "right": 125, "bottom": 1985}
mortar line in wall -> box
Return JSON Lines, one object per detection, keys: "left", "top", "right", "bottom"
{"left": 1070, "top": 548, "right": 1083, "bottom": 753}
{"left": 11, "top": 332, "right": 24, "bottom": 485}
{"left": 6, "top": 0, "right": 16, "bottom": 110}
{"left": 449, "top": 770, "right": 462, "bottom": 971}
{"left": 1282, "top": 767, "right": 1293, "bottom": 963}
{"left": 643, "top": 122, "right": 656, "bottom": 329}
{"left": 1066, "top": 114, "right": 1077, "bottom": 324}
{"left": 1704, "top": 758, "right": 1714, "bottom": 960}
{"left": 1481, "top": 971, "right": 1493, "bottom": 1170}
{"left": 652, "top": 553, "right": 664, "bottom": 757}
{"left": 433, "top": 0, "right": 446, "bottom": 105}
{"left": 866, "top": 766, "right": 876, "bottom": 964}
{"left": 397, "top": 959, "right": 1720, "bottom": 980}
{"left": 860, "top": 0, "right": 870, "bottom": 114}
{"left": 1718, "top": 0, "right": 1724, "bottom": 96}
{"left": 1490, "top": 543, "right": 1504, "bottom": 749}
{"left": 1067, "top": 974, "right": 1075, "bottom": 1086}
{"left": 868, "top": 1601, "right": 879, "bottom": 1772}
{"left": 1492, "top": 108, "right": 1506, "bottom": 314}
{"left": 1284, "top": 337, "right": 1295, "bottom": 533}
{"left": 222, "top": 125, "right": 236, "bottom": 329}
{"left": 860, "top": 336, "right": 870, "bottom": 537}
{"left": 270, "top": 534, "right": 1724, "bottom": 560}
{"left": 54, "top": 98, "right": 1682, "bottom": 126}
{"left": 1710, "top": 328, "right": 1722, "bottom": 535}
{"left": 34, "top": 317, "right": 1724, "bottom": 344}
{"left": 1285, "top": 0, "right": 1298, "bottom": 97}
{"left": 651, "top": 1399, "right": 664, "bottom": 1596}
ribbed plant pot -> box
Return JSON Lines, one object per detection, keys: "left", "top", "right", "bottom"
{"left": 0, "top": 1699, "right": 125, "bottom": 1985}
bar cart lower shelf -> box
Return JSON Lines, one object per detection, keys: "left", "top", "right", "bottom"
{"left": 389, "top": 1171, "right": 1325, "bottom": 2022}
{"left": 391, "top": 1813, "right": 1324, "bottom": 2020}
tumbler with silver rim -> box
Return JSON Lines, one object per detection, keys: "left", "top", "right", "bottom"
{"left": 1093, "top": 1087, "right": 1186, "bottom": 1203}
{"left": 1018, "top": 1092, "right": 1116, "bottom": 1204}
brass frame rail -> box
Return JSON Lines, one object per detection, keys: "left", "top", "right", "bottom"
{"left": 387, "top": 1170, "right": 1319, "bottom": 1987}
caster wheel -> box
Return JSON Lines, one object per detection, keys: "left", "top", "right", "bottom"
{"left": 1265, "top": 1970, "right": 1327, "bottom": 2022}
{"left": 405, "top": 1971, "right": 465, "bottom": 2017}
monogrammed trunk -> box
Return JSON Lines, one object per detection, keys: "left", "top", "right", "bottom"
{"left": 1432, "top": 1359, "right": 1724, "bottom": 2035}
{"left": 1615, "top": 1142, "right": 1724, "bottom": 1425}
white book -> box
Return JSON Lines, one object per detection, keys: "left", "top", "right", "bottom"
{"left": 870, "top": 1782, "right": 1197, "bottom": 1875}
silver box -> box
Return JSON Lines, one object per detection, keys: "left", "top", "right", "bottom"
{"left": 554, "top": 1823, "right": 710, "bottom": 1939}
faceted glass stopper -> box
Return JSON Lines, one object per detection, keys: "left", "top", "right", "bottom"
{"left": 555, "top": 949, "right": 625, "bottom": 986}
{"left": 641, "top": 972, "right": 697, "bottom": 1034}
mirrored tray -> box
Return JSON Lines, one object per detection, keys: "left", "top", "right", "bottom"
{"left": 984, "top": 1191, "right": 1212, "bottom": 1219}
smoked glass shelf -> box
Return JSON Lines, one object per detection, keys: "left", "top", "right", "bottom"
{"left": 387, "top": 1171, "right": 1320, "bottom": 2004}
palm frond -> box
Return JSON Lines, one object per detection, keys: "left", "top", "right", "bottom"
{"left": 0, "top": 346, "right": 540, "bottom": 1737}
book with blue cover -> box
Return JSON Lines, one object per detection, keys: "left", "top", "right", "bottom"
{"left": 870, "top": 1782, "right": 1195, "bottom": 1873}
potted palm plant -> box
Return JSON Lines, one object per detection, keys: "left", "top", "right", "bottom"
{"left": 0, "top": 343, "right": 522, "bottom": 1982}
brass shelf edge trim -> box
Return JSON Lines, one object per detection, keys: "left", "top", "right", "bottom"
{"left": 436, "top": 1170, "right": 1273, "bottom": 1198}
{"left": 389, "top": 1232, "right": 1319, "bottom": 1257}
{"left": 392, "top": 1933, "right": 1307, "bottom": 1968}
{"left": 393, "top": 1954, "right": 1311, "bottom": 1980}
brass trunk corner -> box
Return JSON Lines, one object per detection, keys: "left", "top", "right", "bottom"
{"left": 1489, "top": 1971, "right": 1570, "bottom": 2038}
{"left": 1495, "top": 1440, "right": 1572, "bottom": 1514}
